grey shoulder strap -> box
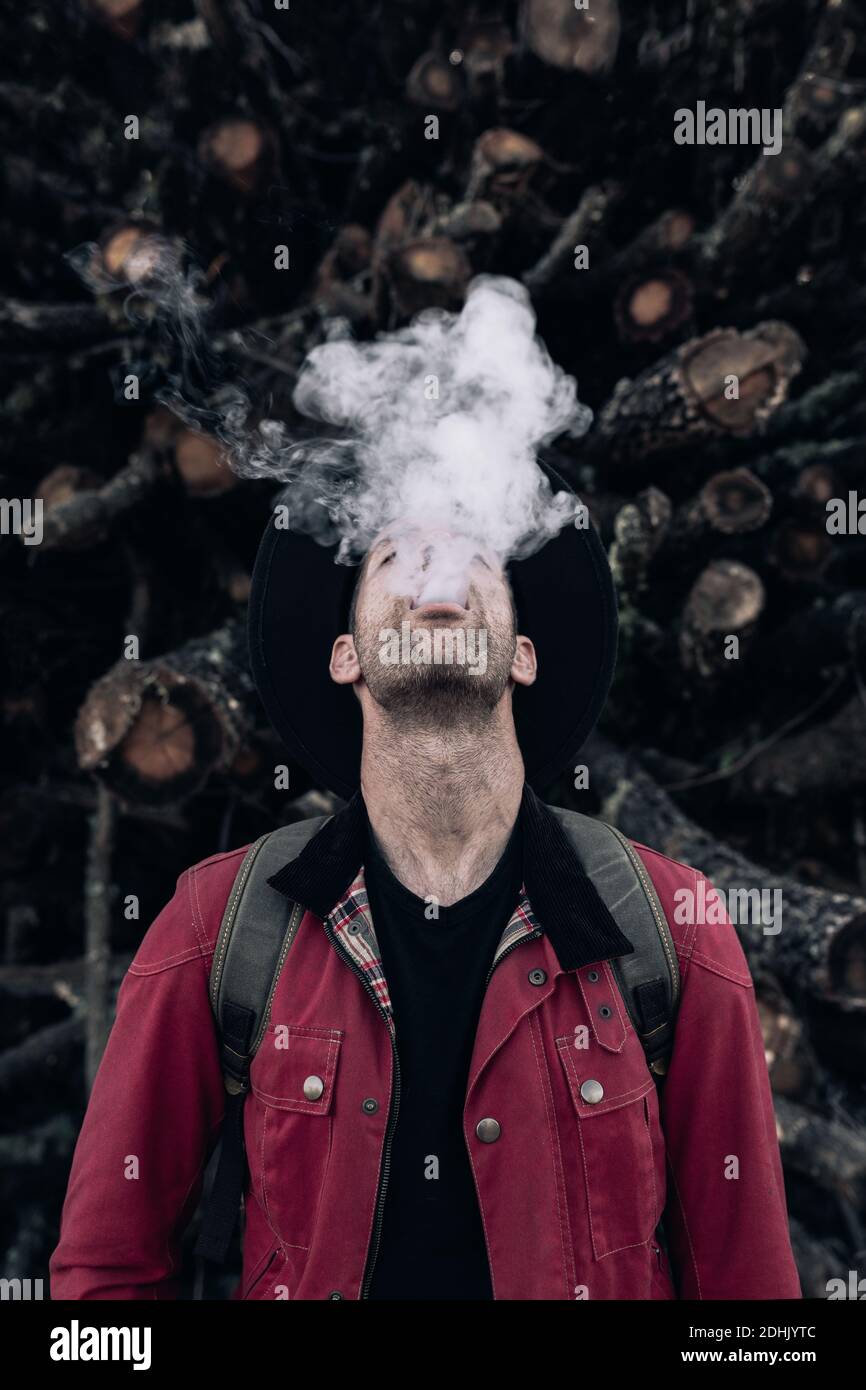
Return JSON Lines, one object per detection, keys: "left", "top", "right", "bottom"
{"left": 552, "top": 808, "right": 680, "bottom": 1075}
{"left": 209, "top": 816, "right": 331, "bottom": 1093}
{"left": 196, "top": 816, "right": 331, "bottom": 1264}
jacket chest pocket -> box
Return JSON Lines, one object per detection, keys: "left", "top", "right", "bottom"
{"left": 248, "top": 1024, "right": 343, "bottom": 1249}
{"left": 556, "top": 1035, "right": 660, "bottom": 1261}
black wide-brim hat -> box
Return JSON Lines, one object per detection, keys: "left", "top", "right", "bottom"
{"left": 249, "top": 456, "right": 617, "bottom": 799}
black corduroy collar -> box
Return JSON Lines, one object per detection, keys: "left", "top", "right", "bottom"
{"left": 266, "top": 784, "right": 634, "bottom": 972}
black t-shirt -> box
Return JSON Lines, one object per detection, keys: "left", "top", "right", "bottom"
{"left": 363, "top": 815, "right": 523, "bottom": 1301}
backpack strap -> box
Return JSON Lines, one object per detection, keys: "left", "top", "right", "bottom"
{"left": 195, "top": 815, "right": 331, "bottom": 1263}
{"left": 552, "top": 808, "right": 680, "bottom": 1077}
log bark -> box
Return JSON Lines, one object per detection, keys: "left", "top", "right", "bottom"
{"left": 84, "top": 786, "right": 115, "bottom": 1092}
{"left": 608, "top": 488, "right": 672, "bottom": 597}
{"left": 522, "top": 184, "right": 622, "bottom": 297}
{"left": 0, "top": 298, "right": 116, "bottom": 350}
{"left": 733, "top": 698, "right": 866, "bottom": 801}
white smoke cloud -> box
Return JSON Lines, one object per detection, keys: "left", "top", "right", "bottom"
{"left": 283, "top": 275, "right": 592, "bottom": 591}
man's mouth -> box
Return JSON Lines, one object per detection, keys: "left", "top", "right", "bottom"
{"left": 408, "top": 599, "right": 469, "bottom": 617}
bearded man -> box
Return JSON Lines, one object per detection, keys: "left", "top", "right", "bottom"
{"left": 51, "top": 463, "right": 801, "bottom": 1301}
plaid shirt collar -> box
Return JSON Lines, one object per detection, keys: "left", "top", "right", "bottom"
{"left": 324, "top": 866, "right": 541, "bottom": 1028}
{"left": 267, "top": 785, "right": 632, "bottom": 1012}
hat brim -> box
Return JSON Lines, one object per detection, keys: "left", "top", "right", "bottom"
{"left": 248, "top": 458, "right": 617, "bottom": 799}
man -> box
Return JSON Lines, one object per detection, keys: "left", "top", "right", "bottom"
{"left": 51, "top": 472, "right": 801, "bottom": 1300}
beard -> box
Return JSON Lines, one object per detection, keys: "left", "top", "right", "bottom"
{"left": 353, "top": 601, "right": 516, "bottom": 729}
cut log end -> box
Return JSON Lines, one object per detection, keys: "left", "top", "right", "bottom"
{"left": 615, "top": 269, "right": 693, "bottom": 343}
{"left": 520, "top": 0, "right": 621, "bottom": 74}
{"left": 683, "top": 323, "right": 805, "bottom": 433}
{"left": 119, "top": 695, "right": 197, "bottom": 784}
{"left": 88, "top": 0, "right": 143, "bottom": 41}
{"left": 101, "top": 225, "right": 167, "bottom": 286}
{"left": 75, "top": 632, "right": 251, "bottom": 807}
{"left": 468, "top": 128, "right": 545, "bottom": 202}
{"left": 387, "top": 237, "right": 472, "bottom": 317}
{"left": 684, "top": 560, "right": 765, "bottom": 633}
{"left": 406, "top": 52, "right": 464, "bottom": 111}
{"left": 199, "top": 119, "right": 272, "bottom": 195}
{"left": 829, "top": 915, "right": 866, "bottom": 1000}
{"left": 770, "top": 519, "right": 833, "bottom": 581}
{"left": 173, "top": 429, "right": 238, "bottom": 497}
{"left": 700, "top": 468, "right": 773, "bottom": 534}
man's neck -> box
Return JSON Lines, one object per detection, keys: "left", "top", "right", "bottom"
{"left": 360, "top": 706, "right": 524, "bottom": 907}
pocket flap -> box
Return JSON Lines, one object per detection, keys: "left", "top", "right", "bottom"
{"left": 251, "top": 1024, "right": 343, "bottom": 1114}
{"left": 556, "top": 1034, "right": 654, "bottom": 1118}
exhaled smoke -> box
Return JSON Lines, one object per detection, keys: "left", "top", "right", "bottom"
{"left": 70, "top": 241, "right": 591, "bottom": 596}
{"left": 288, "top": 277, "right": 591, "bottom": 599}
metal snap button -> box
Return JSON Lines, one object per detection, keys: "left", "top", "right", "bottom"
{"left": 303, "top": 1075, "right": 324, "bottom": 1101}
{"left": 598, "top": 1004, "right": 612, "bottom": 1019}
{"left": 362, "top": 1097, "right": 379, "bottom": 1114}
{"left": 587, "top": 969, "right": 600, "bottom": 983}
{"left": 580, "top": 1078, "right": 604, "bottom": 1104}
{"left": 475, "top": 1117, "right": 501, "bottom": 1143}
{"left": 528, "top": 968, "right": 547, "bottom": 986}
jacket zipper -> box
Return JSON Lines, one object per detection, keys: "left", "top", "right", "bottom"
{"left": 321, "top": 916, "right": 401, "bottom": 1301}
{"left": 325, "top": 919, "right": 540, "bottom": 1299}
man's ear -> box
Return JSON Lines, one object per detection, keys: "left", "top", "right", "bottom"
{"left": 511, "top": 634, "right": 537, "bottom": 688}
{"left": 330, "top": 633, "right": 362, "bottom": 685}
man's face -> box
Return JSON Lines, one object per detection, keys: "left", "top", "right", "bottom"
{"left": 332, "top": 525, "right": 535, "bottom": 724}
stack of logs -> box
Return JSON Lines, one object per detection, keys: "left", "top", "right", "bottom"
{"left": 3, "top": 0, "right": 866, "bottom": 1296}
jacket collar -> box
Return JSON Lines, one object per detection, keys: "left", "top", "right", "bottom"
{"left": 267, "top": 784, "right": 634, "bottom": 977}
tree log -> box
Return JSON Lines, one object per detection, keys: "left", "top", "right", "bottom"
{"left": 385, "top": 237, "right": 472, "bottom": 318}
{"left": 36, "top": 452, "right": 167, "bottom": 551}
{"left": 522, "top": 183, "right": 622, "bottom": 297}
{"left": 587, "top": 322, "right": 805, "bottom": 465}
{"left": 613, "top": 268, "right": 694, "bottom": 344}
{"left": 519, "top": 0, "right": 620, "bottom": 75}
{"left": 733, "top": 698, "right": 866, "bottom": 801}
{"left": 669, "top": 468, "right": 773, "bottom": 547}
{"left": 406, "top": 52, "right": 464, "bottom": 112}
{"left": 0, "top": 298, "right": 116, "bottom": 351}
{"left": 584, "top": 734, "right": 866, "bottom": 1066}
{"left": 679, "top": 559, "right": 765, "bottom": 677}
{"left": 465, "top": 128, "right": 545, "bottom": 205}
{"left": 198, "top": 117, "right": 276, "bottom": 197}
{"left": 75, "top": 619, "right": 259, "bottom": 806}
{"left": 608, "top": 488, "right": 672, "bottom": 598}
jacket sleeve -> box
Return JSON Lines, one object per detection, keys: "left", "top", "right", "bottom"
{"left": 49, "top": 869, "right": 225, "bottom": 1300}
{"left": 658, "top": 870, "right": 801, "bottom": 1300}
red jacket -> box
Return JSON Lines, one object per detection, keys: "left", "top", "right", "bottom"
{"left": 50, "top": 792, "right": 801, "bottom": 1301}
